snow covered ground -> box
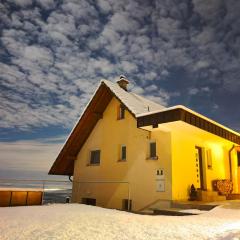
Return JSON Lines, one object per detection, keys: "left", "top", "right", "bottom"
{"left": 1, "top": 203, "right": 240, "bottom": 240}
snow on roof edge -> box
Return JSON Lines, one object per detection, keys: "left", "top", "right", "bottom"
{"left": 102, "top": 79, "right": 165, "bottom": 115}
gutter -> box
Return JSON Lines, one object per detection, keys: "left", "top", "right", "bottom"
{"left": 229, "top": 145, "right": 236, "bottom": 181}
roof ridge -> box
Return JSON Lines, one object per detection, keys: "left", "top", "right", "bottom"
{"left": 102, "top": 79, "right": 165, "bottom": 116}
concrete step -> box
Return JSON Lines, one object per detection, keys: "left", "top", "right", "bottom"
{"left": 226, "top": 194, "right": 240, "bottom": 200}
{"left": 153, "top": 208, "right": 197, "bottom": 216}
{"left": 197, "top": 190, "right": 226, "bottom": 202}
{"left": 138, "top": 209, "right": 154, "bottom": 215}
{"left": 140, "top": 198, "right": 219, "bottom": 215}
{"left": 216, "top": 195, "right": 227, "bottom": 201}
{"left": 171, "top": 201, "right": 217, "bottom": 211}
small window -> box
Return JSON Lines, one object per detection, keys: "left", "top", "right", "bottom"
{"left": 82, "top": 198, "right": 96, "bottom": 206}
{"left": 206, "top": 149, "right": 212, "bottom": 169}
{"left": 237, "top": 151, "right": 240, "bottom": 167}
{"left": 149, "top": 141, "right": 158, "bottom": 159}
{"left": 118, "top": 104, "right": 125, "bottom": 120}
{"left": 90, "top": 150, "right": 100, "bottom": 165}
{"left": 119, "top": 145, "right": 127, "bottom": 161}
{"left": 122, "top": 199, "right": 132, "bottom": 211}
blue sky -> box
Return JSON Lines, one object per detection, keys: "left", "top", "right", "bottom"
{"left": 0, "top": 0, "right": 239, "bottom": 179}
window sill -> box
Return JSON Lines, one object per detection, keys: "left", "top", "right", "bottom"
{"left": 118, "top": 159, "right": 127, "bottom": 162}
{"left": 146, "top": 156, "right": 158, "bottom": 160}
{"left": 87, "top": 163, "right": 100, "bottom": 166}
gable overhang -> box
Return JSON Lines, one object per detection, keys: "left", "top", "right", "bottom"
{"left": 137, "top": 106, "right": 240, "bottom": 145}
{"left": 48, "top": 81, "right": 137, "bottom": 176}
{"left": 49, "top": 82, "right": 113, "bottom": 175}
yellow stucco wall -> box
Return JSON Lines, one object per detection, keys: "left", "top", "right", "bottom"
{"left": 72, "top": 96, "right": 239, "bottom": 209}
{"left": 166, "top": 121, "right": 239, "bottom": 200}
{"left": 73, "top": 97, "right": 172, "bottom": 211}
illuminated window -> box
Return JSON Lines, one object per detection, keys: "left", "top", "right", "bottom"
{"left": 206, "top": 149, "right": 212, "bottom": 169}
{"left": 89, "top": 150, "right": 100, "bottom": 165}
{"left": 118, "top": 104, "right": 125, "bottom": 120}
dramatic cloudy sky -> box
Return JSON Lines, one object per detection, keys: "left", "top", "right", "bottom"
{"left": 0, "top": 0, "right": 239, "bottom": 179}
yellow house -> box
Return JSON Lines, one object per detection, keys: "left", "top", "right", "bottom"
{"left": 49, "top": 76, "right": 240, "bottom": 211}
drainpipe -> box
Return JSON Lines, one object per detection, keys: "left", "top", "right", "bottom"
{"left": 69, "top": 175, "right": 73, "bottom": 182}
{"left": 228, "top": 145, "right": 235, "bottom": 181}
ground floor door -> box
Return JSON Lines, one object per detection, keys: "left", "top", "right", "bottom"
{"left": 195, "top": 146, "right": 204, "bottom": 190}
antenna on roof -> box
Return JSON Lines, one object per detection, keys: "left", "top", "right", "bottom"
{"left": 117, "top": 75, "right": 129, "bottom": 91}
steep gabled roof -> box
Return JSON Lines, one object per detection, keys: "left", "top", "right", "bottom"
{"left": 49, "top": 80, "right": 165, "bottom": 175}
{"left": 102, "top": 80, "right": 165, "bottom": 115}
{"left": 49, "top": 79, "right": 240, "bottom": 176}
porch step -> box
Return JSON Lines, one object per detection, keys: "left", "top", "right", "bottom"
{"left": 153, "top": 208, "right": 197, "bottom": 216}
{"left": 197, "top": 190, "right": 226, "bottom": 202}
{"left": 138, "top": 199, "right": 217, "bottom": 215}
{"left": 171, "top": 201, "right": 217, "bottom": 211}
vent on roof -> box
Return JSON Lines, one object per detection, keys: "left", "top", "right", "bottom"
{"left": 117, "top": 75, "right": 129, "bottom": 91}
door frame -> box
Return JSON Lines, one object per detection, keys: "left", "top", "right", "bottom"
{"left": 195, "top": 146, "right": 205, "bottom": 190}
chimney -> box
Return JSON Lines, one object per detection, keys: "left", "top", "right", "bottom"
{"left": 117, "top": 75, "right": 129, "bottom": 91}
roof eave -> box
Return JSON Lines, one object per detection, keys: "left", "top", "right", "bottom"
{"left": 137, "top": 106, "right": 240, "bottom": 144}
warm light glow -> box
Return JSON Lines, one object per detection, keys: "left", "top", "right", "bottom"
{"left": 209, "top": 143, "right": 223, "bottom": 158}
{"left": 207, "top": 143, "right": 226, "bottom": 177}
{"left": 235, "top": 146, "right": 240, "bottom": 151}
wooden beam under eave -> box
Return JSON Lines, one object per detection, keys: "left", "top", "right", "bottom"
{"left": 49, "top": 84, "right": 113, "bottom": 176}
{"left": 137, "top": 108, "right": 240, "bottom": 145}
{"left": 70, "top": 90, "right": 112, "bottom": 155}
{"left": 64, "top": 84, "right": 108, "bottom": 149}
{"left": 93, "top": 112, "right": 103, "bottom": 119}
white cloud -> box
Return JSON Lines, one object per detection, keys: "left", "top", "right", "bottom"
{"left": 193, "top": 60, "right": 210, "bottom": 71}
{"left": 0, "top": 0, "right": 239, "bottom": 133}
{"left": 109, "top": 12, "right": 140, "bottom": 33}
{"left": 36, "top": 0, "right": 56, "bottom": 10}
{"left": 121, "top": 61, "right": 138, "bottom": 73}
{"left": 14, "top": 0, "right": 32, "bottom": 7}
{"left": 146, "top": 84, "right": 158, "bottom": 92}
{"left": 97, "top": 0, "right": 112, "bottom": 14}
{"left": 23, "top": 45, "right": 54, "bottom": 66}
{"left": 193, "top": 0, "right": 222, "bottom": 21}
{"left": 189, "top": 88, "right": 199, "bottom": 95}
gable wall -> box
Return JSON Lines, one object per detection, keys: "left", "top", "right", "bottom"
{"left": 72, "top": 97, "right": 172, "bottom": 211}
